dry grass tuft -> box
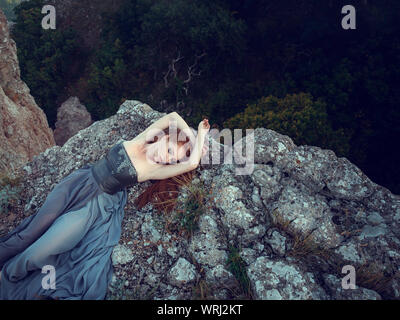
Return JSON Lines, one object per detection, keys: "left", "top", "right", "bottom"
{"left": 270, "top": 209, "right": 330, "bottom": 259}
{"left": 355, "top": 262, "right": 399, "bottom": 297}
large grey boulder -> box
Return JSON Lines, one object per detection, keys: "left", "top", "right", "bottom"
{"left": 4, "top": 100, "right": 400, "bottom": 300}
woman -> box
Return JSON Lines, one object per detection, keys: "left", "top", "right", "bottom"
{"left": 0, "top": 112, "right": 210, "bottom": 300}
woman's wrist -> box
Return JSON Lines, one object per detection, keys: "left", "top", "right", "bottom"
{"left": 187, "top": 132, "right": 205, "bottom": 166}
{"left": 190, "top": 119, "right": 209, "bottom": 165}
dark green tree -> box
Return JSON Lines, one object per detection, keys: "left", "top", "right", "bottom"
{"left": 11, "top": 0, "right": 80, "bottom": 127}
{"left": 85, "top": 0, "right": 247, "bottom": 121}
{"left": 8, "top": 0, "right": 400, "bottom": 194}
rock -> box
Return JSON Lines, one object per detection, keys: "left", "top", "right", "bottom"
{"left": 215, "top": 185, "right": 255, "bottom": 230}
{"left": 251, "top": 164, "right": 283, "bottom": 205}
{"left": 189, "top": 214, "right": 227, "bottom": 267}
{"left": 211, "top": 173, "right": 261, "bottom": 245}
{"left": 239, "top": 248, "right": 257, "bottom": 265}
{"left": 247, "top": 256, "right": 328, "bottom": 300}
{"left": 0, "top": 9, "right": 55, "bottom": 178}
{"left": 265, "top": 229, "right": 287, "bottom": 256}
{"left": 112, "top": 244, "right": 134, "bottom": 265}
{"left": 234, "top": 128, "right": 296, "bottom": 166}
{"left": 205, "top": 264, "right": 235, "bottom": 283}
{"left": 322, "top": 274, "right": 381, "bottom": 300}
{"left": 272, "top": 182, "right": 343, "bottom": 249}
{"left": 141, "top": 214, "right": 162, "bottom": 243}
{"left": 6, "top": 98, "right": 400, "bottom": 300}
{"left": 167, "top": 258, "right": 197, "bottom": 287}
{"left": 53, "top": 97, "right": 92, "bottom": 146}
{"left": 334, "top": 240, "right": 365, "bottom": 265}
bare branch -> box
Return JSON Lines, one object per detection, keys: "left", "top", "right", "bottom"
{"left": 182, "top": 52, "right": 206, "bottom": 95}
{"left": 163, "top": 50, "right": 184, "bottom": 88}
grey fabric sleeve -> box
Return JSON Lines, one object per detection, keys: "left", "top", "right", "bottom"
{"left": 91, "top": 141, "right": 138, "bottom": 195}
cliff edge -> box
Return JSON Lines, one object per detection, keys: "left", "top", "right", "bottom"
{"left": 2, "top": 100, "right": 399, "bottom": 300}
{"left": 0, "top": 9, "right": 55, "bottom": 177}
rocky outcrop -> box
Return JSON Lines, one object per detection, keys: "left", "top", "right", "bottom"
{"left": 3, "top": 100, "right": 400, "bottom": 300}
{"left": 0, "top": 9, "right": 55, "bottom": 177}
{"left": 53, "top": 97, "right": 92, "bottom": 146}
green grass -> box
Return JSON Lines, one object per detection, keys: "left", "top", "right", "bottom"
{"left": 225, "top": 244, "right": 253, "bottom": 299}
{"left": 174, "top": 181, "right": 206, "bottom": 237}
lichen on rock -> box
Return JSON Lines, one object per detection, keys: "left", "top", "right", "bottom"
{"left": 3, "top": 99, "right": 400, "bottom": 300}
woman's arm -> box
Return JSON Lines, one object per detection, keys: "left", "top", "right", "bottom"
{"left": 133, "top": 112, "right": 191, "bottom": 143}
{"left": 138, "top": 119, "right": 209, "bottom": 181}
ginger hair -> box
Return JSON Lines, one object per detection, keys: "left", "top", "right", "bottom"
{"left": 134, "top": 127, "right": 195, "bottom": 213}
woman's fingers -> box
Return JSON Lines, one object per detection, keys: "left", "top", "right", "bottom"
{"left": 202, "top": 118, "right": 209, "bottom": 128}
{"left": 198, "top": 118, "right": 210, "bottom": 133}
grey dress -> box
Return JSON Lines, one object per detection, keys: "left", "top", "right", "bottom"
{"left": 0, "top": 141, "right": 138, "bottom": 300}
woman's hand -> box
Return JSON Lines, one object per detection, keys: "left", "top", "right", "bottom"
{"left": 132, "top": 118, "right": 210, "bottom": 182}
{"left": 198, "top": 119, "right": 210, "bottom": 159}
{"left": 132, "top": 112, "right": 191, "bottom": 144}
{"left": 185, "top": 118, "right": 209, "bottom": 168}
{"left": 198, "top": 118, "right": 210, "bottom": 137}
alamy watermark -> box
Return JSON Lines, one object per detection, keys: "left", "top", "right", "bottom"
{"left": 342, "top": 5, "right": 356, "bottom": 30}
{"left": 40, "top": 4, "right": 356, "bottom": 31}
{"left": 342, "top": 265, "right": 357, "bottom": 289}
{"left": 144, "top": 121, "right": 255, "bottom": 175}
{"left": 41, "top": 5, "right": 56, "bottom": 30}
{"left": 41, "top": 264, "right": 56, "bottom": 290}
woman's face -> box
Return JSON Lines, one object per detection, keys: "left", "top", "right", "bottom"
{"left": 145, "top": 134, "right": 188, "bottom": 165}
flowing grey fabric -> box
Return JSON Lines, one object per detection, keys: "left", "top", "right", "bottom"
{"left": 0, "top": 164, "right": 128, "bottom": 300}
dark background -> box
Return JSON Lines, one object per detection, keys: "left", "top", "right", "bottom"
{"left": 2, "top": 0, "right": 400, "bottom": 194}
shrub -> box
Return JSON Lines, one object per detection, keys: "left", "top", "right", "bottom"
{"left": 224, "top": 92, "right": 351, "bottom": 157}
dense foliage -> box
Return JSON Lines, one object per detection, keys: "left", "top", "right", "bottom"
{"left": 10, "top": 0, "right": 81, "bottom": 125}
{"left": 224, "top": 93, "right": 351, "bottom": 157}
{"left": 8, "top": 0, "right": 400, "bottom": 194}
{"left": 0, "top": 0, "right": 24, "bottom": 20}
{"left": 84, "top": 0, "right": 247, "bottom": 120}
